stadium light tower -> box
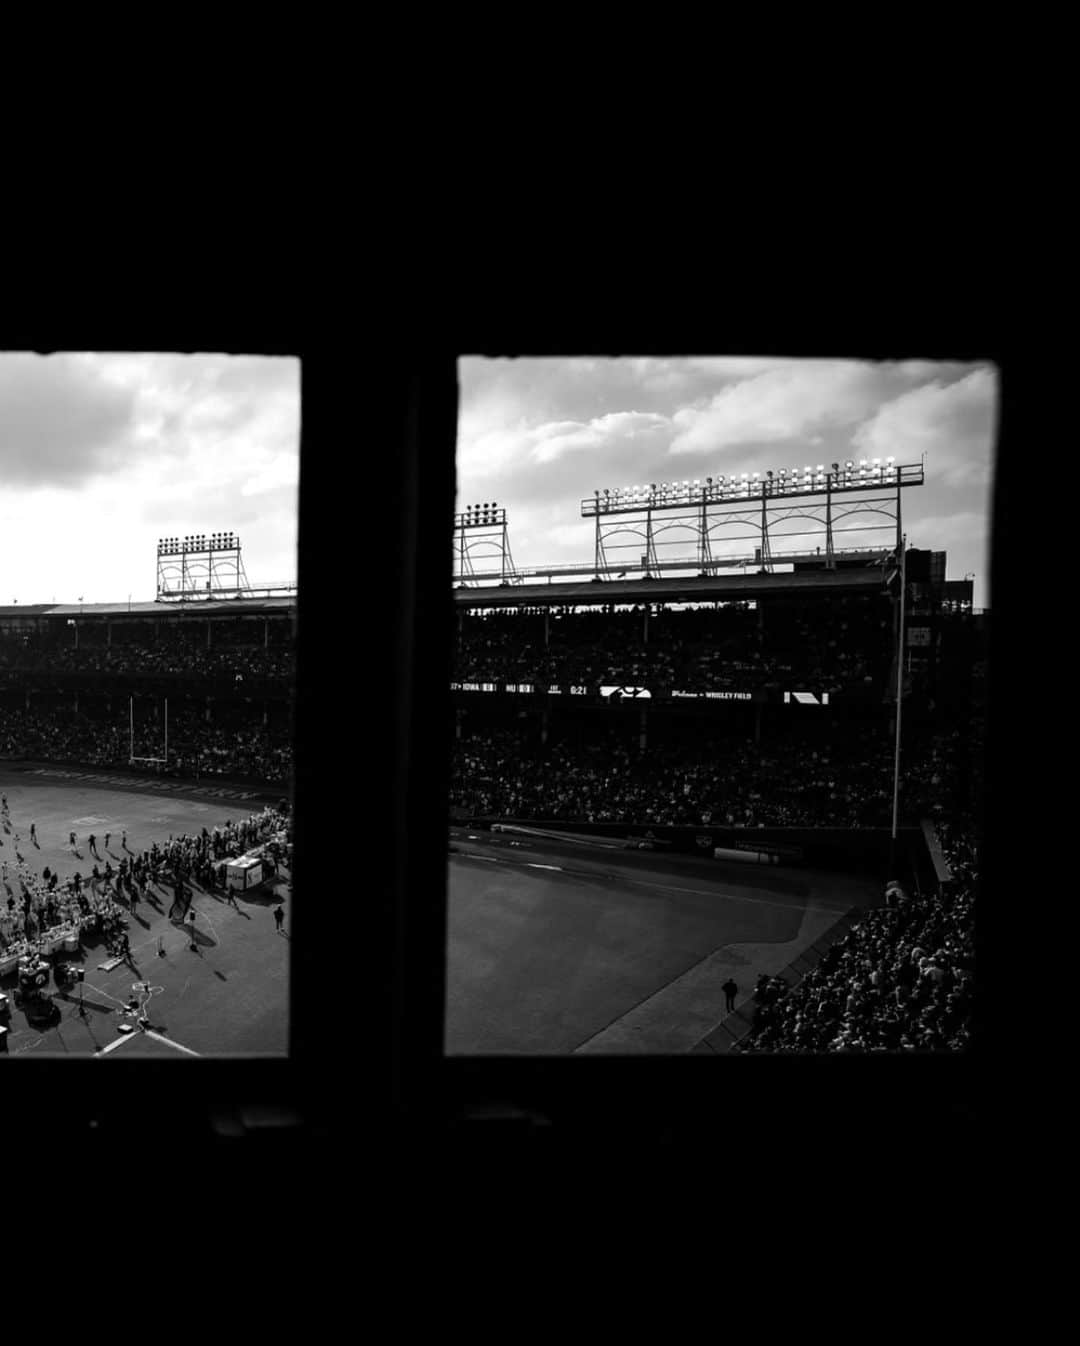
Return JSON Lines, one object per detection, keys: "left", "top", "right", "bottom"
{"left": 453, "top": 503, "right": 518, "bottom": 585}
{"left": 581, "top": 459, "right": 926, "bottom": 579}
{"left": 156, "top": 530, "right": 251, "bottom": 602}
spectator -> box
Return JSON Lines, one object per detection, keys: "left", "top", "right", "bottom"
{"left": 738, "top": 825, "right": 976, "bottom": 1054}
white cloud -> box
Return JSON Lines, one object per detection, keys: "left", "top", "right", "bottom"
{"left": 0, "top": 353, "right": 299, "bottom": 603}
{"left": 685, "top": 356, "right": 808, "bottom": 378}
{"left": 545, "top": 521, "right": 590, "bottom": 549}
{"left": 852, "top": 367, "right": 997, "bottom": 487}
{"left": 457, "top": 405, "right": 670, "bottom": 476}
{"left": 452, "top": 356, "right": 997, "bottom": 608}
{"left": 667, "top": 362, "right": 885, "bottom": 457}
{"left": 531, "top": 411, "right": 669, "bottom": 465}
{"left": 909, "top": 510, "right": 986, "bottom": 541}
{"left": 240, "top": 453, "right": 300, "bottom": 497}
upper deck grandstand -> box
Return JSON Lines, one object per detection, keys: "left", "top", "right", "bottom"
{"left": 0, "top": 597, "right": 296, "bottom": 787}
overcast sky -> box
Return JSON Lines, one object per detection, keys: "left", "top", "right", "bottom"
{"left": 457, "top": 357, "right": 997, "bottom": 609}
{"left": 0, "top": 353, "right": 299, "bottom": 605}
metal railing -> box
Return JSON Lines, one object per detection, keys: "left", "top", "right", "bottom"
{"left": 453, "top": 545, "right": 892, "bottom": 586}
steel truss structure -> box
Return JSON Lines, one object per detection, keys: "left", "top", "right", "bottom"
{"left": 156, "top": 532, "right": 269, "bottom": 602}
{"left": 581, "top": 462, "right": 924, "bottom": 579}
{"left": 453, "top": 505, "right": 519, "bottom": 585}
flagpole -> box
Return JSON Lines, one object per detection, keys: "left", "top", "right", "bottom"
{"left": 891, "top": 535, "right": 907, "bottom": 842}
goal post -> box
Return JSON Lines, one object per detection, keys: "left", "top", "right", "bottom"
{"left": 128, "top": 695, "right": 169, "bottom": 771}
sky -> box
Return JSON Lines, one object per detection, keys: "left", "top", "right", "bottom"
{"left": 0, "top": 353, "right": 299, "bottom": 605}
{"left": 457, "top": 357, "right": 998, "bottom": 610}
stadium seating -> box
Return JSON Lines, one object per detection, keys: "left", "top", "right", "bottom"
{"left": 736, "top": 823, "right": 976, "bottom": 1052}
{"left": 0, "top": 620, "right": 294, "bottom": 785}
{"left": 449, "top": 718, "right": 982, "bottom": 831}
{"left": 456, "top": 595, "right": 894, "bottom": 693}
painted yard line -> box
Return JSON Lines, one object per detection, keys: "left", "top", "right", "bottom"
{"left": 459, "top": 849, "right": 837, "bottom": 914}
{"left": 143, "top": 1029, "right": 200, "bottom": 1057}
{"left": 94, "top": 1033, "right": 135, "bottom": 1056}
{"left": 82, "top": 981, "right": 131, "bottom": 1009}
{"left": 194, "top": 906, "right": 219, "bottom": 943}
{"left": 620, "top": 875, "right": 841, "bottom": 912}
{"left": 10, "top": 1035, "right": 46, "bottom": 1055}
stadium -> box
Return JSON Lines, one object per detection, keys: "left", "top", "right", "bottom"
{"left": 0, "top": 532, "right": 295, "bottom": 1058}
{"left": 445, "top": 463, "right": 983, "bottom": 1055}
{"left": 0, "top": 463, "right": 983, "bottom": 1063}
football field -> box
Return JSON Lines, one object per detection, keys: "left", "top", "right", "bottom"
{"left": 0, "top": 766, "right": 289, "bottom": 1058}
{"left": 446, "top": 826, "right": 880, "bottom": 1054}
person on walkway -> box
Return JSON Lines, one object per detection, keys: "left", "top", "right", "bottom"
{"left": 722, "top": 978, "right": 739, "bottom": 1013}
{"left": 29, "top": 823, "right": 36, "bottom": 843}
{"left": 121, "top": 830, "right": 127, "bottom": 851}
{"left": 88, "top": 834, "right": 99, "bottom": 858}
{"left": 69, "top": 831, "right": 77, "bottom": 851}
{"left": 273, "top": 904, "right": 285, "bottom": 934}
{"left": 104, "top": 833, "right": 111, "bottom": 852}
{"left": 187, "top": 908, "right": 198, "bottom": 950}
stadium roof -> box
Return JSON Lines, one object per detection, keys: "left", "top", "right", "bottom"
{"left": 454, "top": 568, "right": 891, "bottom": 609}
{"left": 0, "top": 597, "right": 296, "bottom": 618}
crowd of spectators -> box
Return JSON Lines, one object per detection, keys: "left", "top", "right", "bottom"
{"left": 449, "top": 719, "right": 980, "bottom": 830}
{"left": 138, "top": 803, "right": 292, "bottom": 894}
{"left": 1, "top": 846, "right": 128, "bottom": 954}
{"left": 0, "top": 706, "right": 293, "bottom": 784}
{"left": 455, "top": 596, "right": 893, "bottom": 693}
{"left": 0, "top": 803, "right": 291, "bottom": 954}
{"left": 737, "top": 822, "right": 976, "bottom": 1052}
{"left": 0, "top": 628, "right": 294, "bottom": 680}
{"left": 450, "top": 715, "right": 978, "bottom": 1054}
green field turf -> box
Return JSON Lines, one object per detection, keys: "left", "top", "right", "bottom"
{"left": 0, "top": 770, "right": 289, "bottom": 1057}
